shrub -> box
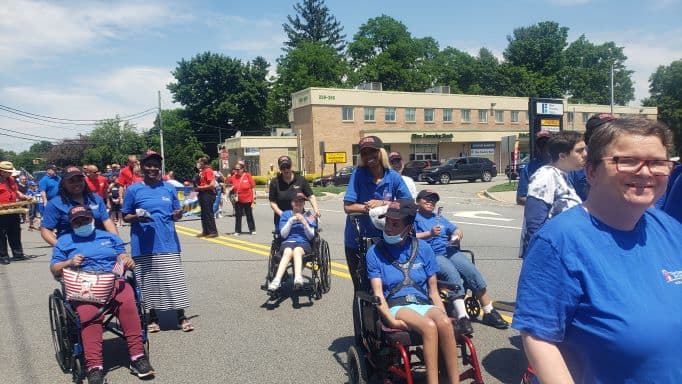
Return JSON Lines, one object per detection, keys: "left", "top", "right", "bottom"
{"left": 253, "top": 175, "right": 269, "bottom": 185}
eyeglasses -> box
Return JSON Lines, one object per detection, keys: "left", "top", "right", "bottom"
{"left": 602, "top": 156, "right": 675, "bottom": 176}
{"left": 389, "top": 159, "right": 402, "bottom": 165}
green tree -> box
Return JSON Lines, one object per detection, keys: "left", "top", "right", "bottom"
{"left": 7, "top": 141, "right": 52, "bottom": 173}
{"left": 644, "top": 59, "right": 682, "bottom": 154}
{"left": 83, "top": 118, "right": 146, "bottom": 167}
{"left": 347, "top": 15, "right": 438, "bottom": 91}
{"left": 429, "top": 47, "right": 478, "bottom": 94}
{"left": 283, "top": 0, "right": 346, "bottom": 52}
{"left": 47, "top": 137, "right": 92, "bottom": 168}
{"left": 503, "top": 21, "right": 568, "bottom": 97}
{"left": 168, "top": 52, "right": 270, "bottom": 157}
{"left": 562, "top": 35, "right": 634, "bottom": 105}
{"left": 269, "top": 41, "right": 348, "bottom": 125}
{"left": 145, "top": 109, "right": 204, "bottom": 182}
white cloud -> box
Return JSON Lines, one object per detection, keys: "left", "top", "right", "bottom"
{"left": 549, "top": 0, "right": 591, "bottom": 5}
{"left": 0, "top": 0, "right": 174, "bottom": 69}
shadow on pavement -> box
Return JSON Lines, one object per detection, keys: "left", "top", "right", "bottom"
{"left": 328, "top": 335, "right": 354, "bottom": 383}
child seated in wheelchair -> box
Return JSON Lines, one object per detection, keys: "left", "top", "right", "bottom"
{"left": 414, "top": 190, "right": 509, "bottom": 335}
{"left": 366, "top": 199, "right": 460, "bottom": 384}
{"left": 268, "top": 192, "right": 317, "bottom": 291}
{"left": 50, "top": 205, "right": 154, "bottom": 384}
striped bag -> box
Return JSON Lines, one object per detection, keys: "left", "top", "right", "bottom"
{"left": 62, "top": 268, "right": 117, "bottom": 304}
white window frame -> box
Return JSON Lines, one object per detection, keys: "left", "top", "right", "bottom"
{"left": 494, "top": 110, "right": 504, "bottom": 123}
{"left": 342, "top": 106, "right": 354, "bottom": 121}
{"left": 478, "top": 110, "right": 487, "bottom": 123}
{"left": 385, "top": 107, "right": 396, "bottom": 122}
{"left": 582, "top": 112, "right": 589, "bottom": 122}
{"left": 424, "top": 108, "right": 435, "bottom": 122}
{"left": 443, "top": 108, "right": 453, "bottom": 122}
{"left": 461, "top": 109, "right": 470, "bottom": 123}
{"left": 511, "top": 110, "right": 520, "bottom": 123}
{"left": 405, "top": 108, "right": 416, "bottom": 122}
{"left": 364, "top": 107, "right": 375, "bottom": 122}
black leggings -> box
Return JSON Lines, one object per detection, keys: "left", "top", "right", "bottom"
{"left": 149, "top": 308, "right": 186, "bottom": 324}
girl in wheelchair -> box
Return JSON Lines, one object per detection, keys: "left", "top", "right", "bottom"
{"left": 366, "top": 199, "right": 460, "bottom": 384}
{"left": 50, "top": 205, "right": 154, "bottom": 384}
{"left": 268, "top": 192, "right": 317, "bottom": 291}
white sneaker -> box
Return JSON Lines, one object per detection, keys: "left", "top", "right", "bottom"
{"left": 233, "top": 232, "right": 240, "bottom": 237}
{"left": 250, "top": 231, "right": 257, "bottom": 235}
{"left": 268, "top": 279, "right": 281, "bottom": 291}
{"left": 293, "top": 276, "right": 304, "bottom": 289}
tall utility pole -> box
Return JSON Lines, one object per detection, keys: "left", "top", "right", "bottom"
{"left": 610, "top": 63, "right": 614, "bottom": 114}
{"left": 158, "top": 90, "right": 166, "bottom": 174}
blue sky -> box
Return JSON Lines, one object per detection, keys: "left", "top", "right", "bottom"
{"left": 2, "top": 0, "right": 681, "bottom": 152}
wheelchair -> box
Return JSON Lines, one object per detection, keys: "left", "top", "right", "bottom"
{"left": 48, "top": 270, "right": 149, "bottom": 383}
{"left": 346, "top": 214, "right": 484, "bottom": 384}
{"left": 440, "top": 248, "right": 482, "bottom": 322}
{"left": 261, "top": 226, "right": 331, "bottom": 300}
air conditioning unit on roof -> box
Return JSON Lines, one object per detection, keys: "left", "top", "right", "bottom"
{"left": 355, "top": 82, "right": 383, "bottom": 91}
{"left": 426, "top": 86, "right": 450, "bottom": 94}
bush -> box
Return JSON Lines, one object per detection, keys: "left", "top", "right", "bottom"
{"left": 253, "top": 175, "right": 269, "bottom": 185}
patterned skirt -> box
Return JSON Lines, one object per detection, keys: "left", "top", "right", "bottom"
{"left": 134, "top": 253, "right": 190, "bottom": 311}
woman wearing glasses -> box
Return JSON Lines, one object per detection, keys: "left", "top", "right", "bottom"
{"left": 513, "top": 118, "right": 682, "bottom": 383}
{"left": 268, "top": 155, "right": 319, "bottom": 229}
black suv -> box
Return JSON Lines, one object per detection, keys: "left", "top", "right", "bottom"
{"left": 402, "top": 160, "right": 441, "bottom": 181}
{"left": 313, "top": 166, "right": 356, "bottom": 186}
{"left": 421, "top": 157, "right": 497, "bottom": 184}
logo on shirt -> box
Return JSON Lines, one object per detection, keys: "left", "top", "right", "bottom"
{"left": 161, "top": 196, "right": 171, "bottom": 201}
{"left": 662, "top": 269, "right": 682, "bottom": 285}
{"left": 411, "top": 262, "right": 423, "bottom": 270}
{"left": 100, "top": 240, "right": 113, "bottom": 247}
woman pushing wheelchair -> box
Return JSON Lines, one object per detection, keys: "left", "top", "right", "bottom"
{"left": 50, "top": 205, "right": 154, "bottom": 384}
{"left": 366, "top": 199, "right": 460, "bottom": 384}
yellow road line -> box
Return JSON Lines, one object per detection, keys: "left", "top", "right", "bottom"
{"left": 175, "top": 224, "right": 270, "bottom": 250}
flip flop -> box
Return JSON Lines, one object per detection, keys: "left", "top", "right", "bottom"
{"left": 147, "top": 322, "right": 160, "bottom": 333}
{"left": 181, "top": 321, "right": 194, "bottom": 332}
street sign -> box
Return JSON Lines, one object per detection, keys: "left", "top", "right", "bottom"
{"left": 324, "top": 151, "right": 347, "bottom": 164}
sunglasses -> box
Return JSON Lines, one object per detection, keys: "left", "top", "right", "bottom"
{"left": 279, "top": 165, "right": 292, "bottom": 170}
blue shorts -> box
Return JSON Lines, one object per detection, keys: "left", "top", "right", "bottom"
{"left": 389, "top": 304, "right": 435, "bottom": 317}
{"left": 279, "top": 241, "right": 311, "bottom": 254}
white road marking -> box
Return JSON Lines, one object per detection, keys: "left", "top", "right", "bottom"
{"left": 453, "top": 210, "right": 514, "bottom": 222}
{"left": 455, "top": 221, "right": 521, "bottom": 230}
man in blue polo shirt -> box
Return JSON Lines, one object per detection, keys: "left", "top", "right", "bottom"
{"left": 39, "top": 164, "right": 61, "bottom": 204}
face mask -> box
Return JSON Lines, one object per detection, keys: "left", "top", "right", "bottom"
{"left": 383, "top": 231, "right": 403, "bottom": 245}
{"left": 73, "top": 221, "right": 95, "bottom": 237}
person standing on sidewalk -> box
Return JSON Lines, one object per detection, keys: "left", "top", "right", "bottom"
{"left": 231, "top": 162, "right": 256, "bottom": 235}
{"left": 0, "top": 161, "right": 30, "bottom": 264}
{"left": 195, "top": 156, "right": 218, "bottom": 238}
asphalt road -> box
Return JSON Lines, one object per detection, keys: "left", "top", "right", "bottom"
{"left": 0, "top": 176, "right": 528, "bottom": 384}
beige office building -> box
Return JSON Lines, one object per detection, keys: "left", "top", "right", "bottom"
{"left": 225, "top": 86, "right": 656, "bottom": 175}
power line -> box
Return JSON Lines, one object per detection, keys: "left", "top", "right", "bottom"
{"left": 0, "top": 113, "right": 94, "bottom": 131}
{"left": 3, "top": 128, "right": 61, "bottom": 141}
{"left": 0, "top": 103, "right": 157, "bottom": 123}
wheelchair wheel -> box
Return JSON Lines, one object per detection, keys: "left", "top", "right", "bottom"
{"left": 267, "top": 246, "right": 278, "bottom": 281}
{"left": 319, "top": 239, "right": 331, "bottom": 294}
{"left": 465, "top": 296, "right": 481, "bottom": 319}
{"left": 49, "top": 290, "right": 73, "bottom": 373}
{"left": 347, "top": 345, "right": 369, "bottom": 384}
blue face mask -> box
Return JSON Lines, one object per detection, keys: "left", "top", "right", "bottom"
{"left": 73, "top": 221, "right": 95, "bottom": 237}
{"left": 383, "top": 231, "right": 403, "bottom": 245}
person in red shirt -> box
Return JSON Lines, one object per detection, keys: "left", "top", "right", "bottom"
{"left": 0, "top": 161, "right": 29, "bottom": 264}
{"left": 230, "top": 162, "right": 256, "bottom": 236}
{"left": 195, "top": 156, "right": 219, "bottom": 238}
{"left": 84, "top": 165, "right": 109, "bottom": 201}
{"left": 117, "top": 155, "right": 139, "bottom": 188}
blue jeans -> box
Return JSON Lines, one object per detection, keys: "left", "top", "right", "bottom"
{"left": 213, "top": 188, "right": 222, "bottom": 216}
{"left": 436, "top": 248, "right": 487, "bottom": 298}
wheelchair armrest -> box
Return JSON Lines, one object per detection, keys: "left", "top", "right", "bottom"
{"left": 459, "top": 249, "right": 475, "bottom": 263}
{"left": 355, "top": 290, "right": 381, "bottom": 306}
{"left": 437, "top": 280, "right": 462, "bottom": 301}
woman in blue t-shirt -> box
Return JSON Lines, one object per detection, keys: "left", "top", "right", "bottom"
{"left": 267, "top": 192, "right": 317, "bottom": 291}
{"left": 514, "top": 118, "right": 682, "bottom": 383}
{"left": 366, "top": 199, "right": 459, "bottom": 384}
{"left": 40, "top": 166, "right": 118, "bottom": 246}
{"left": 122, "top": 151, "right": 194, "bottom": 333}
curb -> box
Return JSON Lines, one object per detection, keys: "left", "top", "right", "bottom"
{"left": 481, "top": 190, "right": 503, "bottom": 202}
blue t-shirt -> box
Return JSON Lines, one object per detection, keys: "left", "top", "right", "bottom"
{"left": 414, "top": 212, "right": 457, "bottom": 256}
{"left": 279, "top": 210, "right": 317, "bottom": 244}
{"left": 567, "top": 169, "right": 588, "bottom": 201}
{"left": 343, "top": 167, "right": 411, "bottom": 248}
{"left": 51, "top": 230, "right": 126, "bottom": 273}
{"left": 513, "top": 206, "right": 682, "bottom": 383}
{"left": 39, "top": 175, "right": 61, "bottom": 201}
{"left": 366, "top": 239, "right": 438, "bottom": 302}
{"left": 41, "top": 194, "right": 109, "bottom": 237}
{"left": 121, "top": 181, "right": 181, "bottom": 256}
{"left": 662, "top": 165, "right": 682, "bottom": 222}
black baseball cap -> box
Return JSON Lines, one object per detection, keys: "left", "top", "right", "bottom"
{"left": 278, "top": 155, "right": 292, "bottom": 168}
{"left": 140, "top": 150, "right": 162, "bottom": 164}
{"left": 62, "top": 166, "right": 85, "bottom": 180}
{"left": 382, "top": 199, "right": 417, "bottom": 222}
{"left": 68, "top": 205, "right": 93, "bottom": 223}
{"left": 358, "top": 136, "right": 383, "bottom": 151}
{"left": 416, "top": 190, "right": 440, "bottom": 202}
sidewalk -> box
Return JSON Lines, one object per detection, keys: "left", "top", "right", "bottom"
{"left": 482, "top": 190, "right": 517, "bottom": 204}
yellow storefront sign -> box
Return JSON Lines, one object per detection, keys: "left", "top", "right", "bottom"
{"left": 324, "top": 152, "right": 347, "bottom": 164}
{"left": 540, "top": 119, "right": 561, "bottom": 126}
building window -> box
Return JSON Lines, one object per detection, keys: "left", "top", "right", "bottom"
{"left": 478, "top": 110, "right": 487, "bottom": 123}
{"left": 424, "top": 108, "right": 434, "bottom": 122}
{"left": 568, "top": 112, "right": 574, "bottom": 123}
{"left": 364, "top": 107, "right": 375, "bottom": 121}
{"left": 443, "top": 108, "right": 453, "bottom": 122}
{"left": 511, "top": 111, "right": 519, "bottom": 123}
{"left": 342, "top": 106, "right": 354, "bottom": 121}
{"left": 494, "top": 110, "right": 504, "bottom": 123}
{"left": 409, "top": 144, "right": 438, "bottom": 161}
{"left": 405, "top": 108, "right": 416, "bottom": 122}
{"left": 461, "top": 109, "right": 470, "bottom": 123}
{"left": 582, "top": 112, "right": 589, "bottom": 122}
{"left": 385, "top": 107, "right": 396, "bottom": 122}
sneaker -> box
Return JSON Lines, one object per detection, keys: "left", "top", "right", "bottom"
{"left": 86, "top": 368, "right": 106, "bottom": 384}
{"left": 233, "top": 232, "right": 240, "bottom": 237}
{"left": 195, "top": 233, "right": 207, "bottom": 238}
{"left": 293, "top": 276, "right": 304, "bottom": 289}
{"left": 11, "top": 254, "right": 28, "bottom": 261}
{"left": 0, "top": 256, "right": 9, "bottom": 265}
{"left": 482, "top": 309, "right": 509, "bottom": 329}
{"left": 205, "top": 233, "right": 219, "bottom": 238}
{"left": 455, "top": 317, "right": 474, "bottom": 336}
{"left": 130, "top": 355, "right": 155, "bottom": 378}
{"left": 250, "top": 231, "right": 257, "bottom": 235}
{"left": 268, "top": 279, "right": 281, "bottom": 291}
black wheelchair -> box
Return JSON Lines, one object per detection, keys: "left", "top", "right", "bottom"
{"left": 440, "top": 248, "right": 482, "bottom": 322}
{"left": 346, "top": 214, "right": 484, "bottom": 384}
{"left": 48, "top": 270, "right": 149, "bottom": 383}
{"left": 261, "top": 226, "right": 331, "bottom": 300}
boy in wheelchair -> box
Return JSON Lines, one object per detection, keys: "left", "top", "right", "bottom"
{"left": 268, "top": 192, "right": 317, "bottom": 291}
{"left": 413, "top": 190, "right": 509, "bottom": 335}
{"left": 365, "top": 199, "right": 460, "bottom": 384}
{"left": 50, "top": 205, "right": 154, "bottom": 384}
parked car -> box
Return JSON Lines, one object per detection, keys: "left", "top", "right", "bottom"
{"left": 421, "top": 157, "right": 497, "bottom": 184}
{"left": 401, "top": 160, "right": 442, "bottom": 181}
{"left": 504, "top": 156, "right": 529, "bottom": 180}
{"left": 313, "top": 166, "right": 356, "bottom": 186}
